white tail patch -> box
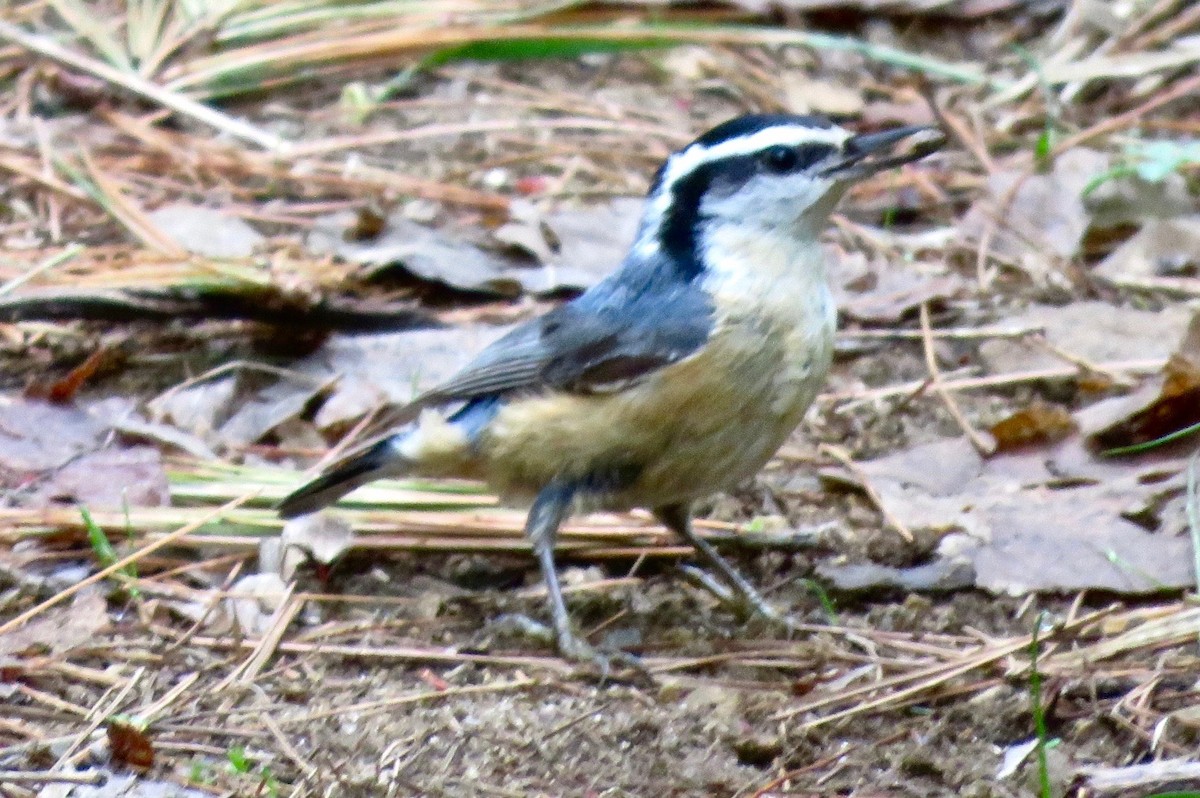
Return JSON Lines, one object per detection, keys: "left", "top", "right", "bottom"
{"left": 394, "top": 409, "right": 472, "bottom": 474}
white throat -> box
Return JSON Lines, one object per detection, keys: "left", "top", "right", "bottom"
{"left": 698, "top": 217, "right": 836, "bottom": 334}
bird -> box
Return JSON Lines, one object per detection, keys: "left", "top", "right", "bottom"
{"left": 279, "top": 113, "right": 944, "bottom": 669}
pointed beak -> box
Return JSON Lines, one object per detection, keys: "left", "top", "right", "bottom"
{"left": 821, "top": 125, "right": 945, "bottom": 180}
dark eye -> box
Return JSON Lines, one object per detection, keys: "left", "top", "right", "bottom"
{"left": 760, "top": 145, "right": 798, "bottom": 173}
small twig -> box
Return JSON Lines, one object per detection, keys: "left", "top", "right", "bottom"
{"left": 14, "top": 685, "right": 90, "bottom": 718}
{"left": 134, "top": 672, "right": 200, "bottom": 724}
{"left": 281, "top": 677, "right": 537, "bottom": 725}
{"left": 1029, "top": 334, "right": 1134, "bottom": 386}
{"left": 820, "top": 443, "right": 913, "bottom": 542}
{"left": 0, "top": 153, "right": 91, "bottom": 202}
{"left": 0, "top": 771, "right": 104, "bottom": 786}
{"left": 1051, "top": 72, "right": 1200, "bottom": 156}
{"left": 537, "top": 698, "right": 618, "bottom": 742}
{"left": 929, "top": 101, "right": 995, "bottom": 174}
{"left": 0, "top": 287, "right": 434, "bottom": 329}
{"left": 51, "top": 667, "right": 145, "bottom": 771}
{"left": 839, "top": 324, "right": 1040, "bottom": 341}
{"left": 919, "top": 303, "right": 995, "bottom": 457}
{"left": 1077, "top": 758, "right": 1200, "bottom": 796}
{"left": 160, "top": 559, "right": 248, "bottom": 656}
{"left": 314, "top": 401, "right": 386, "bottom": 473}
{"left": 1187, "top": 452, "right": 1200, "bottom": 596}
{"left": 150, "top": 360, "right": 326, "bottom": 415}
{"left": 218, "top": 583, "right": 301, "bottom": 689}
{"left": 826, "top": 358, "right": 1165, "bottom": 405}
{"left": 176, "top": 630, "right": 576, "bottom": 674}
{"left": 255, "top": 701, "right": 319, "bottom": 779}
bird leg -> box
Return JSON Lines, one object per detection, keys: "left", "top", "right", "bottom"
{"left": 654, "top": 503, "right": 798, "bottom": 630}
{"left": 524, "top": 481, "right": 592, "bottom": 659}
{"left": 525, "top": 483, "right": 645, "bottom": 679}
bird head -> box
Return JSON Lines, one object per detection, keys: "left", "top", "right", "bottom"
{"left": 639, "top": 114, "right": 945, "bottom": 264}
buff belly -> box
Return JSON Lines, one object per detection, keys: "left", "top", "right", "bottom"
{"left": 471, "top": 314, "right": 834, "bottom": 508}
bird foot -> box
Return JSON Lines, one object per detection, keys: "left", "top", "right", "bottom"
{"left": 556, "top": 630, "right": 652, "bottom": 686}
{"left": 487, "top": 614, "right": 651, "bottom": 684}
{"left": 679, "top": 565, "right": 807, "bottom": 636}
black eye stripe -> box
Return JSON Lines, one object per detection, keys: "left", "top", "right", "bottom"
{"left": 761, "top": 145, "right": 797, "bottom": 172}
{"left": 757, "top": 143, "right": 836, "bottom": 173}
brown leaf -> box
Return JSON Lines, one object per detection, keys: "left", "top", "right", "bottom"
{"left": 855, "top": 436, "right": 1191, "bottom": 595}
{"left": 26, "top": 446, "right": 170, "bottom": 509}
{"left": 279, "top": 513, "right": 354, "bottom": 580}
{"left": 1094, "top": 217, "right": 1200, "bottom": 284}
{"left": 305, "top": 201, "right": 640, "bottom": 297}
{"left": 958, "top": 149, "right": 1108, "bottom": 278}
{"left": 25, "top": 347, "right": 124, "bottom": 404}
{"left": 107, "top": 719, "right": 155, "bottom": 769}
{"left": 989, "top": 401, "right": 1077, "bottom": 453}
{"left": 147, "top": 203, "right": 265, "bottom": 258}
{"left": 978, "top": 301, "right": 1192, "bottom": 375}
{"left": 0, "top": 398, "right": 107, "bottom": 478}
{"left": 0, "top": 589, "right": 109, "bottom": 658}
{"left": 1088, "top": 313, "right": 1200, "bottom": 452}
{"left": 829, "top": 249, "right": 965, "bottom": 324}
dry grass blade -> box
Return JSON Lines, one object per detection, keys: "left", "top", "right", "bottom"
{"left": 72, "top": 151, "right": 185, "bottom": 256}
{"left": 1041, "top": 605, "right": 1200, "bottom": 671}
{"left": 163, "top": 22, "right": 993, "bottom": 98}
{"left": 772, "top": 605, "right": 1124, "bottom": 727}
{"left": 0, "top": 493, "right": 257, "bottom": 636}
{"left": 0, "top": 457, "right": 752, "bottom": 560}
{"left": 0, "top": 17, "right": 286, "bottom": 150}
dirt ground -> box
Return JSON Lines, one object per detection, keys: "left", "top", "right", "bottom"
{"left": 3, "top": 4, "right": 1200, "bottom": 797}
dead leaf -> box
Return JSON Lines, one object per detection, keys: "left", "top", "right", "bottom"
{"left": 977, "top": 301, "right": 1192, "bottom": 374}
{"left": 147, "top": 377, "right": 239, "bottom": 438}
{"left": 0, "top": 589, "right": 109, "bottom": 658}
{"left": 989, "top": 401, "right": 1076, "bottom": 452}
{"left": 829, "top": 248, "right": 965, "bottom": 324}
{"left": 147, "top": 203, "right": 265, "bottom": 259}
{"left": 280, "top": 513, "right": 354, "bottom": 580}
{"left": 306, "top": 200, "right": 641, "bottom": 297}
{"left": 815, "top": 558, "right": 976, "bottom": 593}
{"left": 226, "top": 573, "right": 288, "bottom": 636}
{"left": 34, "top": 771, "right": 211, "bottom": 798}
{"left": 854, "top": 435, "right": 1192, "bottom": 595}
{"left": 783, "top": 76, "right": 864, "bottom": 117}
{"left": 0, "top": 398, "right": 108, "bottom": 478}
{"left": 107, "top": 719, "right": 154, "bottom": 769}
{"left": 307, "top": 210, "right": 529, "bottom": 296}
{"left": 1094, "top": 216, "right": 1200, "bottom": 283}
{"left": 541, "top": 198, "right": 643, "bottom": 287}
{"left": 300, "top": 325, "right": 514, "bottom": 431}
{"left": 1085, "top": 177, "right": 1195, "bottom": 231}
{"left": 959, "top": 149, "right": 1108, "bottom": 280}
{"left": 217, "top": 373, "right": 333, "bottom": 447}
{"left": 26, "top": 446, "right": 170, "bottom": 509}
{"left": 1087, "top": 312, "right": 1200, "bottom": 453}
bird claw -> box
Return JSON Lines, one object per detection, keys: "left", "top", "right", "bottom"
{"left": 487, "top": 613, "right": 557, "bottom": 646}
{"left": 556, "top": 631, "right": 652, "bottom": 686}
{"left": 486, "top": 614, "right": 653, "bottom": 684}
{"left": 680, "top": 565, "right": 806, "bottom": 636}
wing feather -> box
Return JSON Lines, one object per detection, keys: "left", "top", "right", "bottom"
{"left": 412, "top": 275, "right": 713, "bottom": 410}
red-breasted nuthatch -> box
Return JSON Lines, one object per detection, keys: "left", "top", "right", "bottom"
{"left": 280, "top": 114, "right": 945, "bottom": 669}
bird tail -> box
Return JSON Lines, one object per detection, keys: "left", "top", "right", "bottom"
{"left": 277, "top": 438, "right": 405, "bottom": 519}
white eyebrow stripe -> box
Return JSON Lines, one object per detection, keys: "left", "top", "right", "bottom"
{"left": 657, "top": 124, "right": 851, "bottom": 196}
{"left": 636, "top": 124, "right": 851, "bottom": 247}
